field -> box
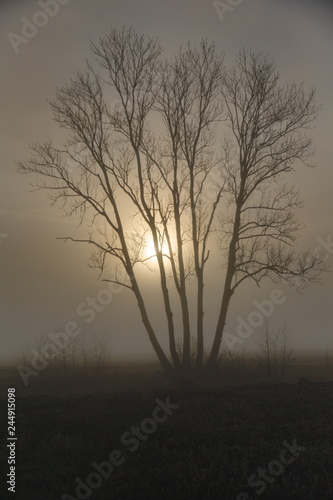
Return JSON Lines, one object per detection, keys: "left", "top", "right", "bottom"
{"left": 1, "top": 361, "right": 333, "bottom": 500}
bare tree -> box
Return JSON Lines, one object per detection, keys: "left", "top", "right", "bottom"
{"left": 18, "top": 28, "right": 324, "bottom": 373}
{"left": 18, "top": 329, "right": 112, "bottom": 374}
{"left": 256, "top": 321, "right": 294, "bottom": 382}
{"left": 18, "top": 343, "right": 33, "bottom": 369}
{"left": 89, "top": 331, "right": 110, "bottom": 373}
{"left": 78, "top": 329, "right": 89, "bottom": 370}
{"left": 206, "top": 49, "right": 323, "bottom": 367}
{"left": 217, "top": 347, "right": 254, "bottom": 384}
{"left": 279, "top": 324, "right": 295, "bottom": 381}
{"left": 323, "top": 349, "right": 332, "bottom": 381}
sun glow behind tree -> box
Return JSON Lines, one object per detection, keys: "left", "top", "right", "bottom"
{"left": 144, "top": 236, "right": 170, "bottom": 263}
{"left": 17, "top": 28, "right": 324, "bottom": 372}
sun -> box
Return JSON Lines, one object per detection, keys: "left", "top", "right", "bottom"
{"left": 145, "top": 237, "right": 169, "bottom": 262}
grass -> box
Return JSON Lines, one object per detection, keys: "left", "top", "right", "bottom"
{"left": 1, "top": 367, "right": 333, "bottom": 499}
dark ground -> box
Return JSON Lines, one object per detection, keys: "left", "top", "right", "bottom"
{"left": 1, "top": 367, "right": 333, "bottom": 500}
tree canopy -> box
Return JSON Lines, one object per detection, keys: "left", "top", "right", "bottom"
{"left": 18, "top": 27, "right": 324, "bottom": 372}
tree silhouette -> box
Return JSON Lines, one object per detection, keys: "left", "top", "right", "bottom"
{"left": 18, "top": 27, "right": 324, "bottom": 372}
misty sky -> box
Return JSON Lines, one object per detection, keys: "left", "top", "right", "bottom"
{"left": 0, "top": 0, "right": 332, "bottom": 363}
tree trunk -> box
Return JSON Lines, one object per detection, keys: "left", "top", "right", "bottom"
{"left": 131, "top": 277, "right": 174, "bottom": 372}
{"left": 195, "top": 272, "right": 204, "bottom": 370}
{"left": 206, "top": 196, "right": 243, "bottom": 368}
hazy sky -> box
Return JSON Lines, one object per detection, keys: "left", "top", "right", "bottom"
{"left": 1, "top": 0, "right": 332, "bottom": 364}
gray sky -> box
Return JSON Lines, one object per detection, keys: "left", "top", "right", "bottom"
{"left": 0, "top": 0, "right": 332, "bottom": 364}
